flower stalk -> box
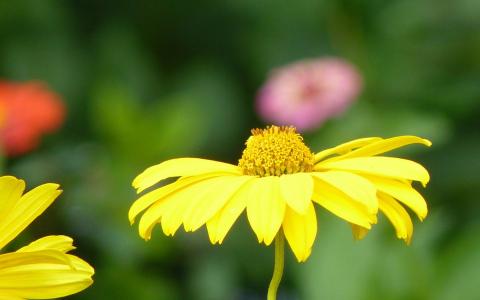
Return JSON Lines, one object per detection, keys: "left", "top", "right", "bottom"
{"left": 267, "top": 232, "right": 285, "bottom": 300}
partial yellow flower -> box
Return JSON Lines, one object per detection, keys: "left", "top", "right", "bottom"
{"left": 130, "top": 126, "right": 431, "bottom": 262}
{"left": 0, "top": 176, "right": 94, "bottom": 299}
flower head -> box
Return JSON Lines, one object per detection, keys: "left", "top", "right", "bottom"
{"left": 0, "top": 176, "right": 94, "bottom": 299}
{"left": 257, "top": 58, "right": 362, "bottom": 131}
{"left": 0, "top": 81, "right": 66, "bottom": 156}
{"left": 239, "top": 126, "right": 314, "bottom": 176}
{"left": 130, "top": 125, "right": 430, "bottom": 262}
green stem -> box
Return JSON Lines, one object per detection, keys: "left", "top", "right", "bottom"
{"left": 267, "top": 232, "right": 285, "bottom": 300}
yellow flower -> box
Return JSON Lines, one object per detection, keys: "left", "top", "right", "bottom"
{"left": 129, "top": 126, "right": 431, "bottom": 262}
{"left": 0, "top": 176, "right": 94, "bottom": 299}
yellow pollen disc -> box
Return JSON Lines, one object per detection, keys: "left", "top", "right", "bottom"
{"left": 238, "top": 125, "right": 315, "bottom": 176}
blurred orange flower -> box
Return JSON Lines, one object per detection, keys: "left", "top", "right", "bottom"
{"left": 0, "top": 81, "right": 65, "bottom": 156}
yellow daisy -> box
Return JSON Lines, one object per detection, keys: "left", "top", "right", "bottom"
{"left": 0, "top": 176, "right": 94, "bottom": 299}
{"left": 129, "top": 125, "right": 430, "bottom": 299}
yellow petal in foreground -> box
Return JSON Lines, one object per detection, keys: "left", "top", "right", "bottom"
{"left": 0, "top": 250, "right": 93, "bottom": 299}
{"left": 365, "top": 175, "right": 428, "bottom": 220}
{"left": 183, "top": 176, "right": 253, "bottom": 232}
{"left": 157, "top": 179, "right": 217, "bottom": 238}
{"left": 311, "top": 171, "right": 377, "bottom": 214}
{"left": 325, "top": 136, "right": 432, "bottom": 162}
{"left": 0, "top": 176, "right": 93, "bottom": 299}
{"left": 161, "top": 176, "right": 249, "bottom": 236}
{"left": 129, "top": 172, "right": 225, "bottom": 224}
{"left": 316, "top": 156, "right": 430, "bottom": 186}
{"left": 207, "top": 179, "right": 256, "bottom": 244}
{"left": 378, "top": 193, "right": 413, "bottom": 244}
{"left": 314, "top": 137, "right": 381, "bottom": 162}
{"left": 279, "top": 173, "right": 313, "bottom": 214}
{"left": 0, "top": 176, "right": 25, "bottom": 221}
{"left": 17, "top": 236, "right": 94, "bottom": 275}
{"left": 247, "top": 177, "right": 286, "bottom": 245}
{"left": 133, "top": 158, "right": 241, "bottom": 193}
{"left": 17, "top": 235, "right": 76, "bottom": 253}
{"left": 312, "top": 178, "right": 375, "bottom": 228}
{"left": 282, "top": 203, "right": 317, "bottom": 262}
{"left": 138, "top": 175, "right": 228, "bottom": 239}
{"left": 0, "top": 183, "right": 62, "bottom": 250}
{"left": 351, "top": 224, "right": 369, "bottom": 240}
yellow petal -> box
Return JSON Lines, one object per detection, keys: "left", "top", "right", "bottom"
{"left": 138, "top": 175, "right": 234, "bottom": 239}
{"left": 378, "top": 193, "right": 413, "bottom": 244}
{"left": 66, "top": 254, "right": 95, "bottom": 275}
{"left": 311, "top": 178, "right": 375, "bottom": 228}
{"left": 316, "top": 156, "right": 430, "bottom": 186}
{"left": 246, "top": 177, "right": 286, "bottom": 245}
{"left": 364, "top": 175, "right": 428, "bottom": 220}
{"left": 0, "top": 250, "right": 71, "bottom": 270}
{"left": 207, "top": 179, "right": 256, "bottom": 244}
{"left": 282, "top": 203, "right": 317, "bottom": 262}
{"left": 0, "top": 292, "right": 23, "bottom": 299}
{"left": 132, "top": 158, "right": 241, "bottom": 193}
{"left": 0, "top": 176, "right": 25, "bottom": 222}
{"left": 129, "top": 172, "right": 224, "bottom": 224}
{"left": 0, "top": 250, "right": 93, "bottom": 299}
{"left": 183, "top": 176, "right": 253, "bottom": 232}
{"left": 17, "top": 236, "right": 76, "bottom": 253}
{"left": 314, "top": 137, "right": 382, "bottom": 162}
{"left": 0, "top": 183, "right": 62, "bottom": 250}
{"left": 311, "top": 171, "right": 377, "bottom": 214}
{"left": 279, "top": 173, "right": 313, "bottom": 214}
{"left": 129, "top": 187, "right": 173, "bottom": 226}
{"left": 351, "top": 224, "right": 369, "bottom": 240}
{"left": 325, "top": 136, "right": 431, "bottom": 162}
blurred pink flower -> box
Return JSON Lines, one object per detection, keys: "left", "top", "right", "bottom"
{"left": 256, "top": 58, "right": 362, "bottom": 131}
{"left": 0, "top": 81, "right": 66, "bottom": 156}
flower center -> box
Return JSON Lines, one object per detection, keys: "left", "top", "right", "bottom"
{"left": 238, "top": 125, "right": 315, "bottom": 176}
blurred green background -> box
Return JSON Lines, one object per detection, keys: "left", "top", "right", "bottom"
{"left": 1, "top": 1, "right": 479, "bottom": 299}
